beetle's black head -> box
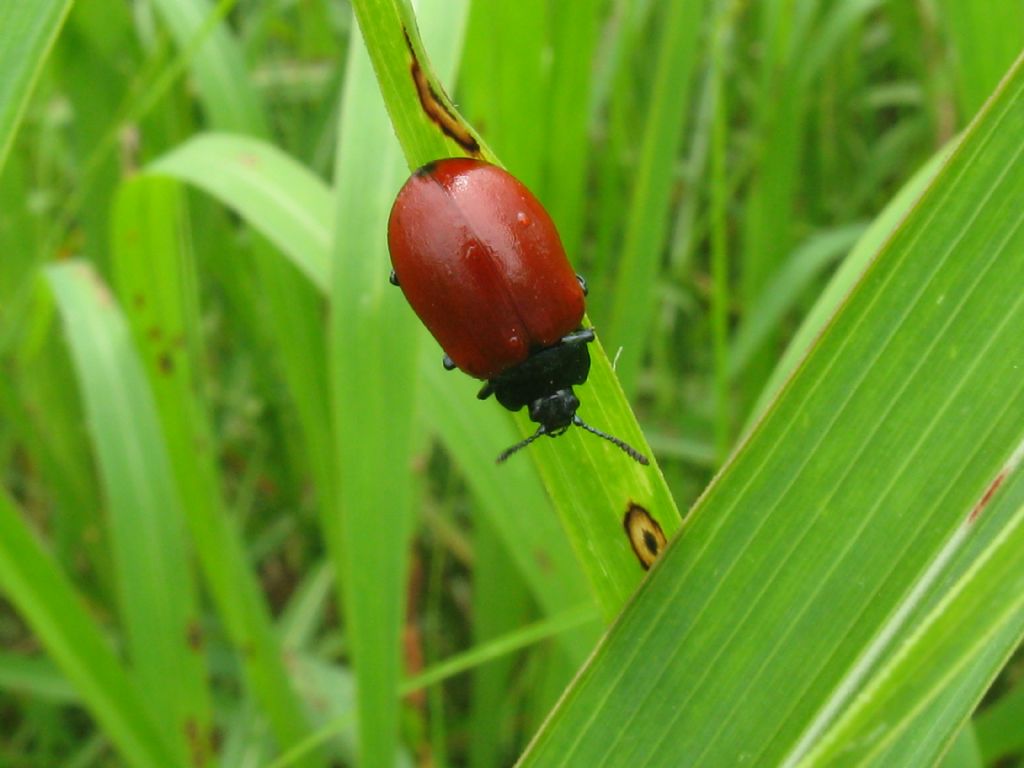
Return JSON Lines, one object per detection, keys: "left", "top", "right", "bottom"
{"left": 486, "top": 329, "right": 649, "bottom": 465}
{"left": 496, "top": 387, "right": 650, "bottom": 465}
{"left": 528, "top": 388, "right": 579, "bottom": 433}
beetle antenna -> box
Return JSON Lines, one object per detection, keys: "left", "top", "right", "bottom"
{"left": 573, "top": 416, "right": 649, "bottom": 465}
{"left": 496, "top": 426, "right": 546, "bottom": 463}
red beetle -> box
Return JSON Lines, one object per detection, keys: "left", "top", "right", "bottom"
{"left": 388, "top": 158, "right": 647, "bottom": 464}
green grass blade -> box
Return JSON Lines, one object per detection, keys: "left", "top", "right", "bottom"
{"left": 110, "top": 175, "right": 322, "bottom": 764}
{"left": 0, "top": 652, "right": 78, "bottom": 703}
{"left": 941, "top": 726, "right": 984, "bottom": 768}
{"left": 937, "top": 0, "right": 1024, "bottom": 118}
{"left": 737, "top": 1, "right": 875, "bottom": 410}
{"left": 462, "top": 0, "right": 686, "bottom": 605}
{"left": 420, "top": 356, "right": 598, "bottom": 664}
{"left": 736, "top": 3, "right": 804, "bottom": 407}
{"left": 518, "top": 367, "right": 678, "bottom": 615}
{"left": 461, "top": 0, "right": 546, "bottom": 185}
{"left": 708, "top": 14, "right": 731, "bottom": 463}
{"left": 603, "top": 0, "right": 709, "bottom": 394}
{"left": 0, "top": 0, "right": 73, "bottom": 175}
{"left": 349, "top": 0, "right": 485, "bottom": 167}
{"left": 328, "top": 3, "right": 473, "bottom": 761}
{"left": 748, "top": 142, "right": 955, "bottom": 426}
{"left": 153, "top": 0, "right": 336, "bottom": 519}
{"left": 2, "top": 294, "right": 104, "bottom": 573}
{"left": 403, "top": 604, "right": 599, "bottom": 695}
{"left": 51, "top": 3, "right": 138, "bottom": 275}
{"left": 728, "top": 223, "right": 868, "bottom": 381}
{"left": 975, "top": 677, "right": 1024, "bottom": 762}
{"left": 48, "top": 261, "right": 212, "bottom": 766}
{"left": 799, "top": 473, "right": 1024, "bottom": 766}
{"left": 467, "top": 519, "right": 531, "bottom": 768}
{"left": 148, "top": 0, "right": 269, "bottom": 134}
{"left": 148, "top": 135, "right": 332, "bottom": 292}
{"left": 145, "top": 138, "right": 335, "bottom": 507}
{"left": 328, "top": 27, "right": 419, "bottom": 767}
{"left": 541, "top": 3, "right": 603, "bottom": 259}
{"left": 152, "top": 0, "right": 336, "bottom": 517}
{"left": 0, "top": 491, "right": 179, "bottom": 767}
{"left": 519, "top": 51, "right": 1024, "bottom": 766}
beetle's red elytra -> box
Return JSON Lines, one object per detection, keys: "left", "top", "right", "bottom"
{"left": 387, "top": 158, "right": 647, "bottom": 465}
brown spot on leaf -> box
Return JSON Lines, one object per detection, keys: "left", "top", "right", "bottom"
{"left": 186, "top": 619, "right": 203, "bottom": 652}
{"left": 184, "top": 718, "right": 207, "bottom": 767}
{"left": 623, "top": 502, "right": 667, "bottom": 570}
{"left": 969, "top": 472, "right": 1006, "bottom": 523}
{"left": 403, "top": 27, "right": 480, "bottom": 154}
{"left": 157, "top": 352, "right": 174, "bottom": 374}
{"left": 533, "top": 548, "right": 554, "bottom": 573}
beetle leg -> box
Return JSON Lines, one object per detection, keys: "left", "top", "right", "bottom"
{"left": 576, "top": 273, "right": 589, "bottom": 296}
{"left": 442, "top": 354, "right": 456, "bottom": 371}
{"left": 477, "top": 381, "right": 494, "bottom": 400}
{"left": 389, "top": 269, "right": 400, "bottom": 286}
{"left": 560, "top": 328, "right": 596, "bottom": 346}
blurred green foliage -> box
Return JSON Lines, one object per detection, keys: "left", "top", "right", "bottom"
{"left": 1, "top": 1, "right": 1023, "bottom": 766}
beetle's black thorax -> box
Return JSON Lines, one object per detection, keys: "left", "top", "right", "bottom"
{"left": 486, "top": 338, "right": 591, "bottom": 414}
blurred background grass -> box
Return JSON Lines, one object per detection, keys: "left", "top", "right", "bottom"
{"left": 1, "top": 0, "right": 1023, "bottom": 765}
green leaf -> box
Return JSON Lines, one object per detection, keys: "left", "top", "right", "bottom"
{"left": 734, "top": 1, "right": 882, "bottom": 411}
{"left": 749, "top": 141, "right": 956, "bottom": 426}
{"left": 519, "top": 51, "right": 1024, "bottom": 766}
{"left": 0, "top": 489, "right": 178, "bottom": 768}
{"left": 937, "top": 0, "right": 1024, "bottom": 118}
{"left": 349, "top": 0, "right": 485, "bottom": 168}
{"left": 328, "top": 3, "right": 474, "bottom": 763}
{"left": 110, "top": 176, "right": 321, "bottom": 763}
{"left": 728, "top": 223, "right": 868, "bottom": 380}
{"left": 148, "top": 0, "right": 269, "bottom": 134}
{"left": 152, "top": 146, "right": 334, "bottom": 516}
{"left": 0, "top": 0, "right": 73, "bottom": 175}
{"left": 327, "top": 26, "right": 420, "bottom": 768}
{"left": 149, "top": 0, "right": 336, "bottom": 518}
{"left": 403, "top": 604, "right": 599, "bottom": 694}
{"left": 800, "top": 473, "right": 1024, "bottom": 765}
{"left": 541, "top": 3, "right": 603, "bottom": 258}
{"left": 148, "top": 135, "right": 332, "bottom": 292}
{"left": 975, "top": 676, "right": 1024, "bottom": 762}
{"left": 151, "top": 0, "right": 331, "bottom": 491}
{"left": 0, "top": 652, "right": 77, "bottom": 703}
{"left": 940, "top": 725, "right": 984, "bottom": 768}
{"left": 420, "top": 356, "right": 598, "bottom": 665}
{"left": 603, "top": 0, "right": 709, "bottom": 393}
{"left": 48, "top": 261, "right": 213, "bottom": 766}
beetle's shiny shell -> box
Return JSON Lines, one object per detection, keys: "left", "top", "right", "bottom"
{"left": 387, "top": 158, "right": 585, "bottom": 380}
